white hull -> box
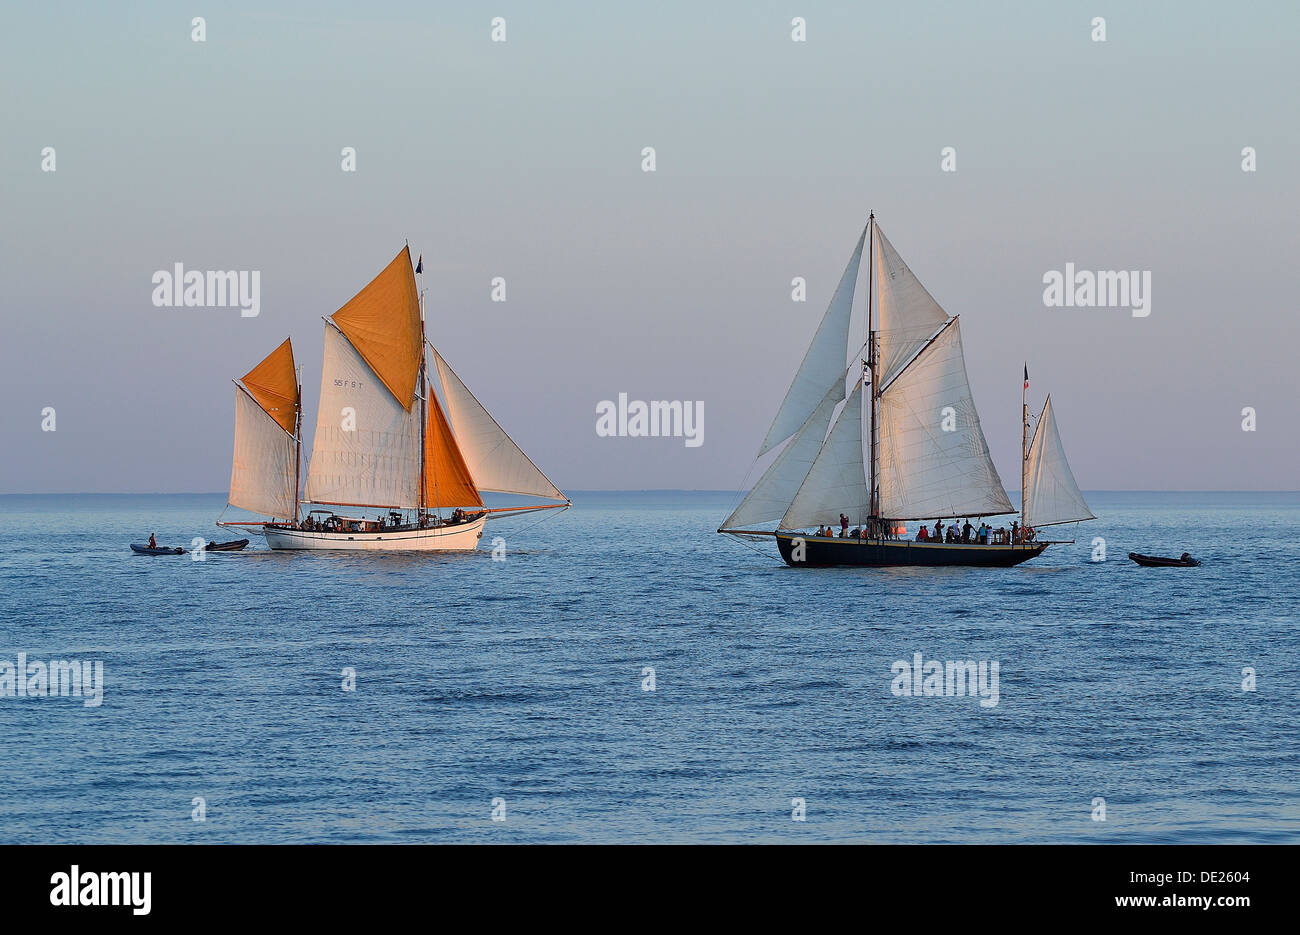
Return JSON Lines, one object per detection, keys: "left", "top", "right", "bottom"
{"left": 263, "top": 516, "right": 486, "bottom": 551}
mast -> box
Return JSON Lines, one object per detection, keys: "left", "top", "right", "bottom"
{"left": 294, "top": 366, "right": 302, "bottom": 524}
{"left": 867, "top": 212, "right": 878, "bottom": 534}
{"left": 417, "top": 265, "right": 428, "bottom": 522}
{"left": 1021, "top": 362, "right": 1028, "bottom": 536}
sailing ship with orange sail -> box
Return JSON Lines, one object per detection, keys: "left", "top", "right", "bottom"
{"left": 220, "top": 247, "right": 568, "bottom": 551}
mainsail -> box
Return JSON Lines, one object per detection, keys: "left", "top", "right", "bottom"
{"left": 227, "top": 340, "right": 299, "bottom": 521}
{"left": 757, "top": 226, "right": 866, "bottom": 456}
{"left": 877, "top": 318, "right": 1014, "bottom": 520}
{"left": 1023, "top": 395, "right": 1094, "bottom": 527}
{"left": 304, "top": 324, "right": 423, "bottom": 508}
{"left": 432, "top": 349, "right": 566, "bottom": 501}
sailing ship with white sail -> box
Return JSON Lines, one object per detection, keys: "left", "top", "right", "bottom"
{"left": 221, "top": 247, "right": 568, "bottom": 551}
{"left": 718, "top": 214, "right": 1094, "bottom": 567}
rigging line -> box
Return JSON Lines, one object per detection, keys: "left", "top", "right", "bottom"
{"left": 718, "top": 529, "right": 784, "bottom": 565}
{"left": 494, "top": 501, "right": 569, "bottom": 539}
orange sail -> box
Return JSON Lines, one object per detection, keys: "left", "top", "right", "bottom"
{"left": 240, "top": 337, "right": 298, "bottom": 433}
{"left": 424, "top": 390, "right": 483, "bottom": 508}
{"left": 332, "top": 247, "right": 423, "bottom": 410}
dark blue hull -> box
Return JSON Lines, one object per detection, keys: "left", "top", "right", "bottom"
{"left": 774, "top": 532, "right": 1048, "bottom": 568}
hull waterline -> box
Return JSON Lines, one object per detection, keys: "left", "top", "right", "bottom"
{"left": 263, "top": 516, "right": 486, "bottom": 552}
{"left": 774, "top": 532, "right": 1048, "bottom": 568}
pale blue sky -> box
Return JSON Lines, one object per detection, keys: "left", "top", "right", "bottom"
{"left": 2, "top": 1, "right": 1297, "bottom": 492}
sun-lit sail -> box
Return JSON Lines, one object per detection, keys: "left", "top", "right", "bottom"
{"left": 720, "top": 214, "right": 1085, "bottom": 568}
{"left": 228, "top": 387, "right": 297, "bottom": 520}
{"left": 874, "top": 226, "right": 951, "bottom": 388}
{"left": 331, "top": 247, "right": 424, "bottom": 410}
{"left": 877, "top": 318, "right": 1014, "bottom": 520}
{"left": 757, "top": 226, "right": 865, "bottom": 456}
{"left": 304, "top": 324, "right": 422, "bottom": 509}
{"left": 721, "top": 374, "right": 845, "bottom": 530}
{"left": 239, "top": 337, "right": 298, "bottom": 434}
{"left": 221, "top": 246, "right": 567, "bottom": 551}
{"left": 423, "top": 385, "right": 483, "bottom": 509}
{"left": 780, "top": 382, "right": 870, "bottom": 530}
{"left": 1024, "top": 395, "right": 1094, "bottom": 527}
{"left": 433, "top": 348, "right": 566, "bottom": 501}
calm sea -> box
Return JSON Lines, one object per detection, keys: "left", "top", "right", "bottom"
{"left": 0, "top": 491, "right": 1296, "bottom": 844}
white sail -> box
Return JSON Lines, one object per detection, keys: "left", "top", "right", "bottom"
{"left": 877, "top": 319, "right": 1014, "bottom": 520}
{"left": 1024, "top": 395, "right": 1094, "bottom": 527}
{"left": 757, "top": 226, "right": 866, "bottom": 456}
{"left": 432, "top": 348, "right": 566, "bottom": 501}
{"left": 780, "top": 382, "right": 870, "bottom": 529}
{"left": 875, "top": 226, "right": 951, "bottom": 387}
{"left": 304, "top": 325, "right": 421, "bottom": 508}
{"left": 228, "top": 388, "right": 298, "bottom": 520}
{"left": 721, "top": 376, "right": 844, "bottom": 529}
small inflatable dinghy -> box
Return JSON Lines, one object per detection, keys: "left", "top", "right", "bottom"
{"left": 1129, "top": 552, "right": 1200, "bottom": 567}
{"left": 205, "top": 539, "right": 249, "bottom": 552}
{"left": 130, "top": 544, "right": 184, "bottom": 555}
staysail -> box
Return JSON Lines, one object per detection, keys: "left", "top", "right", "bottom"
{"left": 423, "top": 385, "right": 483, "bottom": 509}
{"left": 757, "top": 226, "right": 866, "bottom": 456}
{"left": 780, "top": 381, "right": 870, "bottom": 529}
{"left": 721, "top": 375, "right": 845, "bottom": 530}
{"left": 876, "top": 318, "right": 1014, "bottom": 520}
{"left": 1024, "top": 395, "right": 1094, "bottom": 527}
{"left": 432, "top": 349, "right": 566, "bottom": 501}
{"left": 227, "top": 341, "right": 298, "bottom": 520}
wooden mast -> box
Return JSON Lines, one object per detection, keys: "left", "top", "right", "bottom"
{"left": 293, "top": 366, "right": 302, "bottom": 524}
{"left": 417, "top": 255, "right": 428, "bottom": 524}
{"left": 1020, "top": 362, "right": 1028, "bottom": 540}
{"left": 867, "top": 212, "right": 878, "bottom": 538}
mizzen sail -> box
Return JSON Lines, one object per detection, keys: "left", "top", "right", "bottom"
{"left": 1024, "top": 395, "right": 1094, "bottom": 527}
{"left": 229, "top": 388, "right": 297, "bottom": 520}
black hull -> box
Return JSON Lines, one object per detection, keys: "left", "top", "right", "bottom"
{"left": 774, "top": 533, "right": 1048, "bottom": 568}
{"left": 1129, "top": 552, "right": 1199, "bottom": 567}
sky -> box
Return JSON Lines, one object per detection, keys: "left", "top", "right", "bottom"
{"left": 2, "top": 0, "right": 1298, "bottom": 493}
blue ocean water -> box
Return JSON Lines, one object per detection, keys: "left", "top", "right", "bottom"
{"left": 0, "top": 491, "right": 1295, "bottom": 844}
